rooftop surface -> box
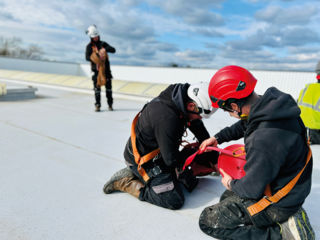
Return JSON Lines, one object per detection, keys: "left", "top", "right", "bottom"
{"left": 1, "top": 81, "right": 319, "bottom": 240}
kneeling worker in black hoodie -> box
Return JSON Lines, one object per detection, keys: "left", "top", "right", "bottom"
{"left": 199, "top": 65, "right": 315, "bottom": 240}
{"left": 103, "top": 82, "right": 218, "bottom": 209}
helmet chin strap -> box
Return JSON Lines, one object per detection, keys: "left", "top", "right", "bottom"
{"left": 187, "top": 110, "right": 200, "bottom": 115}
{"left": 236, "top": 103, "right": 248, "bottom": 120}
{"left": 240, "top": 113, "right": 248, "bottom": 120}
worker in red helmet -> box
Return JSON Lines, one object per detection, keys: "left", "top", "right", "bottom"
{"left": 198, "top": 65, "right": 315, "bottom": 240}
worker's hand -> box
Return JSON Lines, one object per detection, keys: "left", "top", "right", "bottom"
{"left": 99, "top": 48, "right": 106, "bottom": 60}
{"left": 199, "top": 137, "right": 218, "bottom": 153}
{"left": 92, "top": 46, "right": 98, "bottom": 53}
{"left": 220, "top": 169, "right": 233, "bottom": 190}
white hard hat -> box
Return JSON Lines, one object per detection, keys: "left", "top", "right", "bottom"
{"left": 86, "top": 25, "right": 99, "bottom": 38}
{"left": 187, "top": 82, "right": 217, "bottom": 118}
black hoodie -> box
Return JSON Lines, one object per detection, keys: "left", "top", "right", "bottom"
{"left": 125, "top": 83, "right": 210, "bottom": 168}
{"left": 215, "top": 87, "right": 312, "bottom": 211}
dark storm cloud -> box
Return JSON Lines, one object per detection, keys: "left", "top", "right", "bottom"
{"left": 107, "top": 22, "right": 155, "bottom": 41}
{"left": 110, "top": 37, "right": 180, "bottom": 66}
{"left": 261, "top": 26, "right": 320, "bottom": 47}
{"left": 196, "top": 28, "right": 224, "bottom": 38}
{"left": 176, "top": 49, "right": 215, "bottom": 63}
{"left": 205, "top": 42, "right": 220, "bottom": 49}
{"left": 147, "top": 0, "right": 225, "bottom": 26}
{"left": 281, "top": 27, "right": 320, "bottom": 46}
{"left": 182, "top": 9, "right": 224, "bottom": 26}
{"left": 288, "top": 46, "right": 320, "bottom": 54}
{"left": 255, "top": 5, "right": 317, "bottom": 25}
{"left": 152, "top": 42, "right": 179, "bottom": 52}
{"left": 224, "top": 25, "right": 319, "bottom": 55}
{"left": 0, "top": 9, "right": 17, "bottom": 22}
{"left": 221, "top": 45, "right": 275, "bottom": 63}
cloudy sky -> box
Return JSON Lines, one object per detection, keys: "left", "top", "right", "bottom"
{"left": 0, "top": 0, "right": 319, "bottom": 71}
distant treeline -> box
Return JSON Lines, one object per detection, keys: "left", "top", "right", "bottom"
{"left": 168, "top": 63, "right": 191, "bottom": 68}
{"left": 0, "top": 36, "right": 44, "bottom": 60}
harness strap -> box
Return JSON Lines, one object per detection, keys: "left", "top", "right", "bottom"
{"left": 131, "top": 112, "right": 160, "bottom": 182}
{"left": 247, "top": 146, "right": 312, "bottom": 216}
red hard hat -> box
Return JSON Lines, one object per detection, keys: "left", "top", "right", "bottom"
{"left": 208, "top": 65, "right": 257, "bottom": 108}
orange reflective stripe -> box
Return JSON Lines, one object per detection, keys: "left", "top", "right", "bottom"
{"left": 131, "top": 112, "right": 160, "bottom": 182}
{"left": 247, "top": 146, "right": 312, "bottom": 216}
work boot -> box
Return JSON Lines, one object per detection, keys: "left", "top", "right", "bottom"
{"left": 108, "top": 104, "right": 113, "bottom": 111}
{"left": 95, "top": 104, "right": 100, "bottom": 112}
{"left": 280, "top": 208, "right": 315, "bottom": 240}
{"left": 103, "top": 167, "right": 144, "bottom": 198}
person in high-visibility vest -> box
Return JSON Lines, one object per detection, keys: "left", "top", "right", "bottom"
{"left": 298, "top": 61, "right": 320, "bottom": 144}
{"left": 198, "top": 66, "right": 314, "bottom": 240}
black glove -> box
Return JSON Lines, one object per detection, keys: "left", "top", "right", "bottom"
{"left": 176, "top": 167, "right": 198, "bottom": 192}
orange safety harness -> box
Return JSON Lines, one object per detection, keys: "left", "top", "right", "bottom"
{"left": 247, "top": 145, "right": 312, "bottom": 216}
{"left": 131, "top": 112, "right": 160, "bottom": 182}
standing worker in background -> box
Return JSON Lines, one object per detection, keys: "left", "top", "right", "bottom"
{"left": 298, "top": 61, "right": 320, "bottom": 144}
{"left": 198, "top": 65, "right": 314, "bottom": 240}
{"left": 103, "top": 82, "right": 219, "bottom": 209}
{"left": 85, "top": 24, "right": 116, "bottom": 112}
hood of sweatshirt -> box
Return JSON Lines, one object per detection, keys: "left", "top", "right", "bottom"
{"left": 171, "top": 83, "right": 190, "bottom": 116}
{"left": 246, "top": 87, "right": 301, "bottom": 135}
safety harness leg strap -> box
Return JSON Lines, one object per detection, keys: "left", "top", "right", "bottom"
{"left": 247, "top": 146, "right": 312, "bottom": 216}
{"left": 131, "top": 112, "right": 160, "bottom": 182}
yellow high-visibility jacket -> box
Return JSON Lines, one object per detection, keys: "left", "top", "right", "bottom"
{"left": 298, "top": 83, "right": 320, "bottom": 129}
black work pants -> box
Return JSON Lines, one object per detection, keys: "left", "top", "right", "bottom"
{"left": 123, "top": 140, "right": 218, "bottom": 210}
{"left": 92, "top": 70, "right": 113, "bottom": 107}
{"left": 124, "top": 141, "right": 184, "bottom": 209}
{"left": 199, "top": 190, "right": 296, "bottom": 240}
{"left": 132, "top": 166, "right": 185, "bottom": 210}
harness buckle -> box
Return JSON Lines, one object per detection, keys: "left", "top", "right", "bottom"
{"left": 263, "top": 196, "right": 274, "bottom": 204}
{"left": 149, "top": 165, "right": 162, "bottom": 178}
